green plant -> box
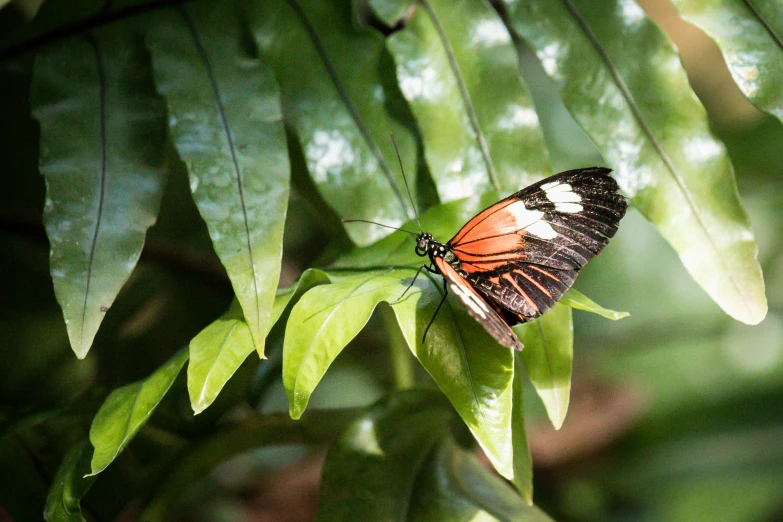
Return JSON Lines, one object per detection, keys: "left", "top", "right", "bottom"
{"left": 1, "top": 0, "right": 780, "bottom": 520}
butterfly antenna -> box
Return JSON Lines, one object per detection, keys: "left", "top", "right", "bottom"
{"left": 390, "top": 133, "right": 423, "bottom": 233}
{"left": 341, "top": 219, "right": 419, "bottom": 236}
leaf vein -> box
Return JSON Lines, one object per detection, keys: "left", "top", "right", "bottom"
{"left": 742, "top": 0, "right": 783, "bottom": 51}
{"left": 536, "top": 319, "right": 560, "bottom": 416}
{"left": 198, "top": 321, "right": 239, "bottom": 405}
{"left": 178, "top": 6, "right": 262, "bottom": 336}
{"left": 420, "top": 0, "right": 500, "bottom": 192}
{"left": 424, "top": 271, "right": 490, "bottom": 434}
{"left": 559, "top": 0, "right": 750, "bottom": 312}
{"left": 285, "top": 0, "right": 411, "bottom": 218}
{"left": 293, "top": 269, "right": 394, "bottom": 397}
{"left": 79, "top": 34, "right": 108, "bottom": 351}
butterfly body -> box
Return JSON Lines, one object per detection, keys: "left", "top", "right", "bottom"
{"left": 412, "top": 167, "right": 627, "bottom": 351}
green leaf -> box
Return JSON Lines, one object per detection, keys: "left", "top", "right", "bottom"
{"left": 188, "top": 302, "right": 254, "bottom": 415}
{"left": 510, "top": 354, "right": 533, "bottom": 503}
{"left": 249, "top": 0, "right": 418, "bottom": 246}
{"left": 391, "top": 270, "right": 516, "bottom": 480}
{"left": 409, "top": 437, "right": 555, "bottom": 522}
{"left": 147, "top": 1, "right": 290, "bottom": 357}
{"left": 562, "top": 288, "right": 629, "bottom": 320}
{"left": 185, "top": 268, "right": 327, "bottom": 418}
{"left": 44, "top": 442, "right": 95, "bottom": 522}
{"left": 316, "top": 391, "right": 454, "bottom": 521}
{"left": 515, "top": 303, "right": 573, "bottom": 430}
{"left": 30, "top": 24, "right": 168, "bottom": 358}
{"left": 186, "top": 267, "right": 330, "bottom": 414}
{"left": 88, "top": 348, "right": 188, "bottom": 476}
{"left": 331, "top": 192, "right": 556, "bottom": 483}
{"left": 271, "top": 268, "right": 331, "bottom": 327}
{"left": 672, "top": 0, "right": 783, "bottom": 124}
{"left": 503, "top": 0, "right": 767, "bottom": 325}
{"left": 283, "top": 270, "right": 405, "bottom": 418}
{"left": 333, "top": 190, "right": 501, "bottom": 270}
{"left": 374, "top": 0, "right": 551, "bottom": 200}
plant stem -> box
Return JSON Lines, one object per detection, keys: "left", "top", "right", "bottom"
{"left": 381, "top": 305, "right": 414, "bottom": 389}
{"left": 139, "top": 408, "right": 363, "bottom": 522}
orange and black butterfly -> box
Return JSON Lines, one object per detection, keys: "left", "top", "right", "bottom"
{"left": 346, "top": 144, "right": 627, "bottom": 350}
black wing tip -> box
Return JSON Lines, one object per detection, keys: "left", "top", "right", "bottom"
{"left": 528, "top": 166, "right": 617, "bottom": 191}
{"left": 557, "top": 165, "right": 612, "bottom": 176}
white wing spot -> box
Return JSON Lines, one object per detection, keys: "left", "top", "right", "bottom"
{"left": 555, "top": 202, "right": 583, "bottom": 213}
{"left": 450, "top": 279, "right": 488, "bottom": 319}
{"left": 527, "top": 220, "right": 558, "bottom": 239}
{"left": 506, "top": 200, "right": 545, "bottom": 231}
{"left": 543, "top": 182, "right": 582, "bottom": 204}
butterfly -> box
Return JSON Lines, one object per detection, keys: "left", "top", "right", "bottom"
{"left": 346, "top": 142, "right": 627, "bottom": 351}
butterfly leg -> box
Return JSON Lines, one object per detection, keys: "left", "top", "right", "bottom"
{"left": 390, "top": 264, "right": 439, "bottom": 305}
{"left": 390, "top": 265, "right": 426, "bottom": 305}
{"left": 421, "top": 277, "right": 448, "bottom": 343}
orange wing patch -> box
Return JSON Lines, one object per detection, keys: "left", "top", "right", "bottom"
{"left": 451, "top": 199, "right": 546, "bottom": 246}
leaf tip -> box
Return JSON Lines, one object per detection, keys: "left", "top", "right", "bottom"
{"left": 71, "top": 336, "right": 93, "bottom": 359}
{"left": 84, "top": 460, "right": 106, "bottom": 479}
{"left": 732, "top": 298, "right": 768, "bottom": 326}
{"left": 546, "top": 397, "right": 568, "bottom": 431}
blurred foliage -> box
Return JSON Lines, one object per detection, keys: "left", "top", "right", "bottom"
{"left": 1, "top": 0, "right": 781, "bottom": 521}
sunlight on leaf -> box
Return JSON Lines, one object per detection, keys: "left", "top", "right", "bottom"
{"left": 147, "top": 1, "right": 290, "bottom": 357}
{"left": 373, "top": 0, "right": 551, "bottom": 201}
{"left": 249, "top": 0, "right": 418, "bottom": 245}
{"left": 515, "top": 304, "right": 573, "bottom": 430}
{"left": 562, "top": 288, "right": 629, "bottom": 320}
{"left": 188, "top": 302, "right": 253, "bottom": 415}
{"left": 88, "top": 348, "right": 188, "bottom": 476}
{"left": 271, "top": 268, "right": 331, "bottom": 327}
{"left": 30, "top": 24, "right": 168, "bottom": 358}
{"left": 503, "top": 0, "right": 767, "bottom": 325}
{"left": 283, "top": 270, "right": 406, "bottom": 419}
{"left": 391, "top": 271, "right": 515, "bottom": 480}
{"left": 672, "top": 0, "right": 783, "bottom": 124}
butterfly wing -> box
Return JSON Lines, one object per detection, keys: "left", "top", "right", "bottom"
{"left": 468, "top": 264, "right": 577, "bottom": 322}
{"left": 434, "top": 257, "right": 524, "bottom": 351}
{"left": 449, "top": 167, "right": 626, "bottom": 274}
{"left": 449, "top": 167, "right": 626, "bottom": 321}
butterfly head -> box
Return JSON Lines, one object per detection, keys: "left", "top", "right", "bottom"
{"left": 415, "top": 232, "right": 433, "bottom": 257}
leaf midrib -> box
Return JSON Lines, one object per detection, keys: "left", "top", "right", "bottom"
{"left": 292, "top": 269, "right": 394, "bottom": 400}
{"left": 741, "top": 0, "right": 783, "bottom": 52}
{"left": 419, "top": 0, "right": 501, "bottom": 192}
{"left": 558, "top": 0, "right": 752, "bottom": 314}
{"left": 536, "top": 318, "right": 562, "bottom": 422}
{"left": 422, "top": 271, "right": 491, "bottom": 439}
{"left": 285, "top": 0, "right": 411, "bottom": 219}
{"left": 78, "top": 35, "right": 108, "bottom": 353}
{"left": 178, "top": 6, "right": 263, "bottom": 338}
{"left": 197, "top": 320, "right": 239, "bottom": 406}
